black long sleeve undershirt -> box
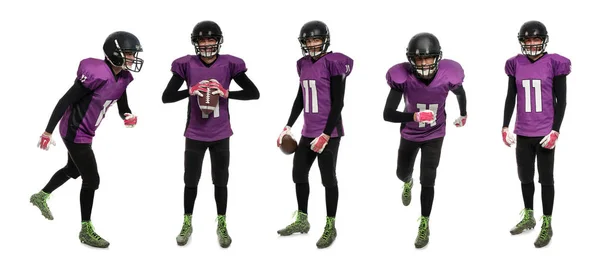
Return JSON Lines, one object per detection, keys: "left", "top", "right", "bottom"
{"left": 383, "top": 88, "right": 415, "bottom": 123}
{"left": 116, "top": 90, "right": 132, "bottom": 120}
{"left": 503, "top": 75, "right": 566, "bottom": 132}
{"left": 229, "top": 72, "right": 260, "bottom": 100}
{"left": 286, "top": 84, "right": 304, "bottom": 127}
{"left": 551, "top": 75, "right": 567, "bottom": 132}
{"left": 45, "top": 80, "right": 92, "bottom": 134}
{"left": 162, "top": 72, "right": 259, "bottom": 103}
{"left": 323, "top": 75, "right": 346, "bottom": 135}
{"left": 451, "top": 85, "right": 467, "bottom": 116}
{"left": 162, "top": 73, "right": 188, "bottom": 103}
{"left": 503, "top": 76, "right": 517, "bottom": 128}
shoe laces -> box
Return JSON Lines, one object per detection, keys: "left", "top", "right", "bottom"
{"left": 320, "top": 217, "right": 335, "bottom": 240}
{"left": 83, "top": 223, "right": 102, "bottom": 241}
{"left": 417, "top": 217, "right": 429, "bottom": 239}
{"left": 538, "top": 216, "right": 552, "bottom": 240}
{"left": 517, "top": 209, "right": 533, "bottom": 227}
{"left": 216, "top": 216, "right": 229, "bottom": 238}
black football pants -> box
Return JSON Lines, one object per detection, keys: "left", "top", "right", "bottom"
{"left": 396, "top": 137, "right": 444, "bottom": 187}
{"left": 42, "top": 139, "right": 100, "bottom": 222}
{"left": 292, "top": 136, "right": 341, "bottom": 217}
{"left": 183, "top": 137, "right": 230, "bottom": 215}
{"left": 516, "top": 135, "right": 555, "bottom": 185}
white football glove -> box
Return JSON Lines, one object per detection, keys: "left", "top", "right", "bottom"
{"left": 277, "top": 126, "right": 293, "bottom": 147}
{"left": 502, "top": 127, "right": 516, "bottom": 147}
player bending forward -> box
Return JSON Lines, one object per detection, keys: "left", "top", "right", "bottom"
{"left": 503, "top": 20, "right": 570, "bottom": 248}
{"left": 162, "top": 21, "right": 260, "bottom": 248}
{"left": 31, "top": 31, "right": 144, "bottom": 248}
{"left": 383, "top": 32, "right": 467, "bottom": 249}
{"left": 276, "top": 20, "right": 353, "bottom": 249}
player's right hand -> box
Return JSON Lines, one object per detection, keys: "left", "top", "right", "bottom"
{"left": 37, "top": 132, "right": 56, "bottom": 151}
{"left": 502, "top": 127, "right": 516, "bottom": 147}
{"left": 189, "top": 80, "right": 210, "bottom": 97}
{"left": 414, "top": 110, "right": 436, "bottom": 124}
{"left": 277, "top": 126, "right": 293, "bottom": 147}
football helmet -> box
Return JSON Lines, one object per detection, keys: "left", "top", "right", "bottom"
{"left": 406, "top": 32, "right": 442, "bottom": 79}
{"left": 191, "top": 21, "right": 223, "bottom": 58}
{"left": 298, "top": 20, "right": 330, "bottom": 58}
{"left": 518, "top": 20, "right": 548, "bottom": 56}
{"left": 103, "top": 31, "right": 144, "bottom": 72}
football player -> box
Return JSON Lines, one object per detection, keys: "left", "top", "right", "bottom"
{"left": 383, "top": 32, "right": 467, "bottom": 249}
{"left": 276, "top": 20, "right": 353, "bottom": 249}
{"left": 162, "top": 20, "right": 260, "bottom": 248}
{"left": 503, "top": 21, "right": 570, "bottom": 248}
{"left": 30, "top": 31, "right": 144, "bottom": 248}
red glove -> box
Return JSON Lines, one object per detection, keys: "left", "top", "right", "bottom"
{"left": 277, "top": 126, "right": 293, "bottom": 147}
{"left": 414, "top": 110, "right": 435, "bottom": 124}
{"left": 37, "top": 133, "right": 56, "bottom": 151}
{"left": 208, "top": 79, "right": 229, "bottom": 98}
{"left": 124, "top": 113, "right": 137, "bottom": 128}
{"left": 540, "top": 130, "right": 559, "bottom": 149}
{"left": 190, "top": 80, "right": 210, "bottom": 96}
{"left": 502, "top": 127, "right": 516, "bottom": 147}
{"left": 310, "top": 133, "right": 330, "bottom": 154}
{"left": 453, "top": 115, "right": 467, "bottom": 127}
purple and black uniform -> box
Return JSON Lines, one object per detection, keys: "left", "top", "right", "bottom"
{"left": 171, "top": 54, "right": 247, "bottom": 142}
{"left": 296, "top": 52, "right": 353, "bottom": 138}
{"left": 162, "top": 54, "right": 259, "bottom": 215}
{"left": 386, "top": 59, "right": 464, "bottom": 142}
{"left": 285, "top": 52, "right": 353, "bottom": 209}
{"left": 503, "top": 53, "right": 570, "bottom": 187}
{"left": 40, "top": 58, "right": 136, "bottom": 223}
{"left": 57, "top": 58, "right": 134, "bottom": 143}
{"left": 384, "top": 59, "right": 467, "bottom": 188}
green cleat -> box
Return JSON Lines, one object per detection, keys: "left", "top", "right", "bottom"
{"left": 316, "top": 217, "right": 337, "bottom": 249}
{"left": 510, "top": 209, "right": 536, "bottom": 235}
{"left": 414, "top": 216, "right": 430, "bottom": 249}
{"left": 176, "top": 214, "right": 193, "bottom": 246}
{"left": 30, "top": 190, "right": 54, "bottom": 220}
{"left": 79, "top": 221, "right": 110, "bottom": 248}
{"left": 402, "top": 179, "right": 413, "bottom": 206}
{"left": 216, "top": 215, "right": 232, "bottom": 248}
{"left": 277, "top": 210, "right": 310, "bottom": 236}
{"left": 534, "top": 215, "right": 553, "bottom": 248}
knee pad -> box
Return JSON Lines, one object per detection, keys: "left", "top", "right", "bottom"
{"left": 321, "top": 173, "right": 338, "bottom": 188}
{"left": 539, "top": 176, "right": 554, "bottom": 186}
{"left": 419, "top": 168, "right": 437, "bottom": 187}
{"left": 62, "top": 167, "right": 81, "bottom": 179}
{"left": 82, "top": 174, "right": 100, "bottom": 190}
{"left": 212, "top": 171, "right": 229, "bottom": 187}
{"left": 292, "top": 167, "right": 309, "bottom": 184}
{"left": 396, "top": 166, "right": 413, "bottom": 183}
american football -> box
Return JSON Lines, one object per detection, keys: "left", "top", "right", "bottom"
{"left": 198, "top": 87, "right": 220, "bottom": 115}
{"left": 280, "top": 135, "right": 298, "bottom": 155}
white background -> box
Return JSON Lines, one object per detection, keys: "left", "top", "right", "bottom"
{"left": 0, "top": 0, "right": 597, "bottom": 262}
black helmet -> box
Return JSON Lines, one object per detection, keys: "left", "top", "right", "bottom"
{"left": 191, "top": 21, "right": 223, "bottom": 57}
{"left": 103, "top": 31, "right": 144, "bottom": 72}
{"left": 406, "top": 32, "right": 442, "bottom": 79}
{"left": 298, "top": 20, "right": 330, "bottom": 58}
{"left": 518, "top": 20, "right": 548, "bottom": 56}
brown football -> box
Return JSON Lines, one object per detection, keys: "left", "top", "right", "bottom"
{"left": 280, "top": 134, "right": 298, "bottom": 155}
{"left": 197, "top": 87, "right": 220, "bottom": 115}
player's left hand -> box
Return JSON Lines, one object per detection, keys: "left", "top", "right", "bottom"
{"left": 540, "top": 130, "right": 559, "bottom": 149}
{"left": 310, "top": 133, "right": 330, "bottom": 154}
{"left": 124, "top": 113, "right": 137, "bottom": 128}
{"left": 208, "top": 79, "right": 228, "bottom": 99}
{"left": 453, "top": 115, "right": 467, "bottom": 127}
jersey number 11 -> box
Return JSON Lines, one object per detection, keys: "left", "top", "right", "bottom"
{"left": 522, "top": 79, "right": 542, "bottom": 113}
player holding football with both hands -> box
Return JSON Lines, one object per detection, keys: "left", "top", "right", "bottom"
{"left": 383, "top": 32, "right": 467, "bottom": 249}
{"left": 276, "top": 20, "right": 353, "bottom": 249}
{"left": 31, "top": 31, "right": 144, "bottom": 248}
{"left": 502, "top": 20, "right": 570, "bottom": 248}
{"left": 162, "top": 20, "right": 260, "bottom": 248}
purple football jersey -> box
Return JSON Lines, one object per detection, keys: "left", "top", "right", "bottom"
{"left": 505, "top": 53, "right": 571, "bottom": 137}
{"left": 386, "top": 59, "right": 464, "bottom": 142}
{"left": 296, "top": 52, "right": 353, "bottom": 138}
{"left": 171, "top": 54, "right": 247, "bottom": 142}
{"left": 59, "top": 58, "right": 134, "bottom": 143}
